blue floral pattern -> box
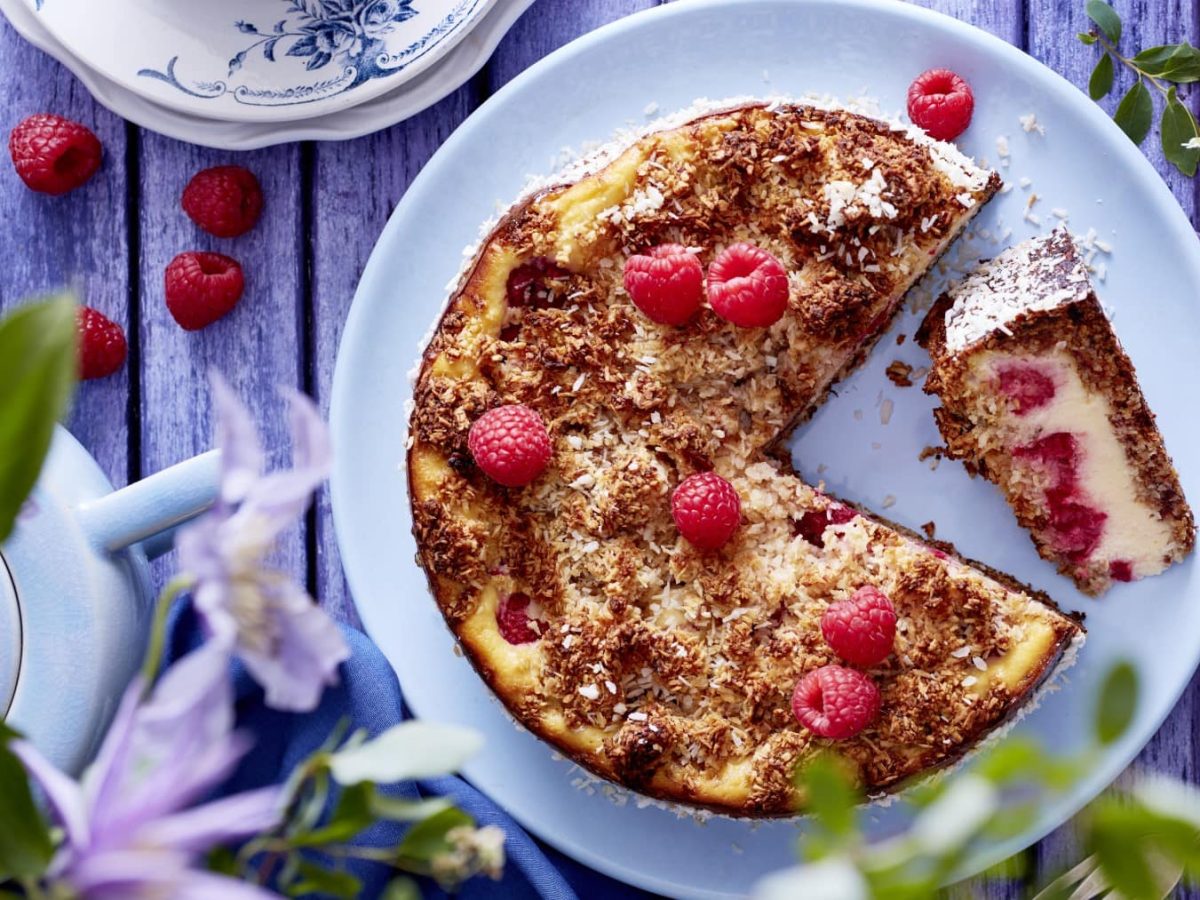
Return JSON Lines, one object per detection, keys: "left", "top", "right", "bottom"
{"left": 229, "top": 0, "right": 418, "bottom": 77}
{"left": 116, "top": 0, "right": 486, "bottom": 108}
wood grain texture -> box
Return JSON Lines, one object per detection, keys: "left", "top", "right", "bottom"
{"left": 1026, "top": 0, "right": 1200, "bottom": 889}
{"left": 0, "top": 19, "right": 132, "bottom": 490}
{"left": 135, "top": 134, "right": 307, "bottom": 585}
{"left": 309, "top": 85, "right": 481, "bottom": 625}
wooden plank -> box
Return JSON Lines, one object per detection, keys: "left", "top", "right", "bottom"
{"left": 136, "top": 135, "right": 307, "bottom": 584}
{"left": 0, "top": 20, "right": 131, "bottom": 488}
{"left": 309, "top": 86, "right": 481, "bottom": 626}
{"left": 1026, "top": 0, "right": 1200, "bottom": 889}
{"left": 908, "top": 0, "right": 1024, "bottom": 44}
{"left": 485, "top": 0, "right": 659, "bottom": 92}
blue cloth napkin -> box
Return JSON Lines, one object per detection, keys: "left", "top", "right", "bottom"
{"left": 166, "top": 603, "right": 658, "bottom": 899}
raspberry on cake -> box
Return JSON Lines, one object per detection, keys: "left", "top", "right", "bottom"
{"left": 409, "top": 99, "right": 1082, "bottom": 815}
{"left": 919, "top": 229, "right": 1195, "bottom": 595}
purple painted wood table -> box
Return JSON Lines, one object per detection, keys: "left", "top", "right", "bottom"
{"left": 1, "top": 0, "right": 1197, "bottom": 896}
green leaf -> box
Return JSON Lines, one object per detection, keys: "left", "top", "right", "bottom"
{"left": 1089, "top": 805, "right": 1163, "bottom": 899}
{"left": 205, "top": 845, "right": 239, "bottom": 877}
{"left": 1086, "top": 0, "right": 1121, "bottom": 44}
{"left": 0, "top": 725, "right": 54, "bottom": 881}
{"left": 1161, "top": 88, "right": 1200, "bottom": 177}
{"left": 1089, "top": 53, "right": 1115, "bottom": 100}
{"left": 1134, "top": 43, "right": 1200, "bottom": 83}
{"left": 371, "top": 793, "right": 454, "bottom": 823}
{"left": 795, "top": 753, "right": 859, "bottom": 840}
{"left": 381, "top": 876, "right": 422, "bottom": 900}
{"left": 1113, "top": 81, "right": 1154, "bottom": 145}
{"left": 0, "top": 296, "right": 77, "bottom": 544}
{"left": 287, "top": 860, "right": 362, "bottom": 899}
{"left": 1078, "top": 31, "right": 1098, "bottom": 45}
{"left": 290, "top": 781, "right": 376, "bottom": 848}
{"left": 329, "top": 722, "right": 483, "bottom": 786}
{"left": 1096, "top": 660, "right": 1138, "bottom": 744}
{"left": 396, "top": 807, "right": 472, "bottom": 862}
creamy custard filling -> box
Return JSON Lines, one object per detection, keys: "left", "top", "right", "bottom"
{"left": 980, "top": 351, "right": 1174, "bottom": 579}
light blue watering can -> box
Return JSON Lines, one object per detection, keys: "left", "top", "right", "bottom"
{"left": 1, "top": 427, "right": 220, "bottom": 773}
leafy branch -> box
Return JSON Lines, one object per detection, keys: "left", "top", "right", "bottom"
{"left": 755, "top": 661, "right": 1200, "bottom": 899}
{"left": 1078, "top": 0, "right": 1200, "bottom": 176}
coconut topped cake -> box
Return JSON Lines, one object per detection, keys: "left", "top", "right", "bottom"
{"left": 920, "top": 229, "right": 1195, "bottom": 594}
{"left": 407, "top": 100, "right": 1083, "bottom": 815}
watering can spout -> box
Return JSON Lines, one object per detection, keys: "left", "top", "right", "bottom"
{"left": 73, "top": 451, "right": 222, "bottom": 560}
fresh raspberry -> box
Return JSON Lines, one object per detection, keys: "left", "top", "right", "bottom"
{"left": 8, "top": 113, "right": 102, "bottom": 195}
{"left": 821, "top": 586, "right": 897, "bottom": 667}
{"left": 496, "top": 592, "right": 542, "bottom": 644}
{"left": 622, "top": 244, "right": 704, "bottom": 325}
{"left": 76, "top": 306, "right": 127, "bottom": 380}
{"left": 996, "top": 362, "right": 1057, "bottom": 415}
{"left": 907, "top": 68, "right": 975, "bottom": 142}
{"left": 794, "top": 504, "right": 858, "bottom": 548}
{"left": 792, "top": 665, "right": 881, "bottom": 740}
{"left": 506, "top": 257, "right": 570, "bottom": 308}
{"left": 164, "top": 251, "right": 245, "bottom": 331}
{"left": 706, "top": 242, "right": 789, "bottom": 328}
{"left": 467, "top": 404, "right": 552, "bottom": 487}
{"left": 181, "top": 165, "right": 263, "bottom": 238}
{"left": 671, "top": 471, "right": 741, "bottom": 550}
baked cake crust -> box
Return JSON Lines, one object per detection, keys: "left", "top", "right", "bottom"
{"left": 919, "top": 230, "right": 1195, "bottom": 595}
{"left": 408, "top": 100, "right": 1083, "bottom": 815}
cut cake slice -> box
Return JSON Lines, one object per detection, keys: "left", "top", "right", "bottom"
{"left": 919, "top": 229, "right": 1195, "bottom": 595}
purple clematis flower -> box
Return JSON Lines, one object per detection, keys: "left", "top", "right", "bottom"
{"left": 13, "top": 642, "right": 282, "bottom": 899}
{"left": 177, "top": 374, "right": 349, "bottom": 713}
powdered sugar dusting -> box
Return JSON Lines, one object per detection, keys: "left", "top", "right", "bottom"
{"left": 943, "top": 228, "right": 1091, "bottom": 353}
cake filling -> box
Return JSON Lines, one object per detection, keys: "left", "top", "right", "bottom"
{"left": 985, "top": 351, "right": 1175, "bottom": 580}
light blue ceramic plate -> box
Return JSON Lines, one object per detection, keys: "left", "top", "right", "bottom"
{"left": 330, "top": 2, "right": 1200, "bottom": 896}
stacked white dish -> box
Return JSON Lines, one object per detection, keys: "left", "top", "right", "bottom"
{"left": 0, "top": 0, "right": 535, "bottom": 149}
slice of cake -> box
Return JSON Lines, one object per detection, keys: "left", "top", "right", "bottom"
{"left": 919, "top": 229, "right": 1194, "bottom": 595}
{"left": 409, "top": 100, "right": 1083, "bottom": 815}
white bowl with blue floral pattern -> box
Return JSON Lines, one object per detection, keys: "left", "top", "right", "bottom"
{"left": 25, "top": 0, "right": 502, "bottom": 122}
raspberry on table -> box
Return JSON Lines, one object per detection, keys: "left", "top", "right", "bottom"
{"left": 671, "top": 471, "right": 741, "bottom": 550}
{"left": 181, "top": 165, "right": 263, "bottom": 238}
{"left": 76, "top": 306, "right": 127, "bottom": 380}
{"left": 706, "top": 242, "right": 789, "bottom": 328}
{"left": 467, "top": 404, "right": 552, "bottom": 487}
{"left": 164, "top": 251, "right": 245, "bottom": 331}
{"left": 907, "top": 68, "right": 975, "bottom": 142}
{"left": 623, "top": 243, "right": 704, "bottom": 325}
{"left": 792, "top": 665, "right": 881, "bottom": 740}
{"left": 821, "top": 585, "right": 897, "bottom": 667}
{"left": 8, "top": 113, "right": 102, "bottom": 196}
{"left": 496, "top": 592, "right": 542, "bottom": 645}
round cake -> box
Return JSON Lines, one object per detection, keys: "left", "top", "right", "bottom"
{"left": 407, "top": 99, "right": 1083, "bottom": 815}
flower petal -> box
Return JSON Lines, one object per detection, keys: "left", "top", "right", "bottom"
{"left": 10, "top": 739, "right": 89, "bottom": 853}
{"left": 210, "top": 372, "right": 264, "bottom": 506}
{"left": 168, "top": 869, "right": 282, "bottom": 900}
{"left": 91, "top": 643, "right": 243, "bottom": 837}
{"left": 281, "top": 386, "right": 332, "bottom": 477}
{"left": 239, "top": 582, "right": 349, "bottom": 712}
{"left": 63, "top": 847, "right": 193, "bottom": 898}
{"left": 134, "top": 787, "right": 283, "bottom": 854}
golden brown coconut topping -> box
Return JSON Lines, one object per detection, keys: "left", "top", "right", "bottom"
{"left": 408, "top": 101, "right": 1082, "bottom": 815}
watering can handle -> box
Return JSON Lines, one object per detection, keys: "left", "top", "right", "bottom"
{"left": 74, "top": 451, "right": 222, "bottom": 560}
